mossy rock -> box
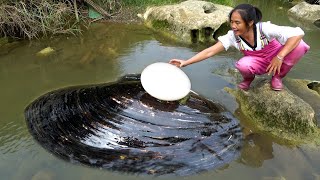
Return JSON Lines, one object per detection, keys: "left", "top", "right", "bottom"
{"left": 225, "top": 79, "right": 320, "bottom": 145}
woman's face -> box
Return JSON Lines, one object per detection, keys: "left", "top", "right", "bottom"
{"left": 230, "top": 11, "right": 251, "bottom": 36}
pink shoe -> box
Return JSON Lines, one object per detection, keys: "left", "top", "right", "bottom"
{"left": 238, "top": 77, "right": 255, "bottom": 90}
{"left": 271, "top": 76, "right": 283, "bottom": 91}
{"left": 271, "top": 64, "right": 293, "bottom": 91}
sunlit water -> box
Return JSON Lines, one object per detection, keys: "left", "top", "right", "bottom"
{"left": 0, "top": 0, "right": 319, "bottom": 179}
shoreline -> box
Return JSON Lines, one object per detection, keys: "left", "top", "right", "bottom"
{"left": 101, "top": 6, "right": 145, "bottom": 24}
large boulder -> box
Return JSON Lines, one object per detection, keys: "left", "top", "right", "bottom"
{"left": 288, "top": 2, "right": 320, "bottom": 29}
{"left": 142, "top": 0, "right": 232, "bottom": 43}
{"left": 226, "top": 79, "right": 319, "bottom": 144}
{"left": 284, "top": 79, "right": 320, "bottom": 124}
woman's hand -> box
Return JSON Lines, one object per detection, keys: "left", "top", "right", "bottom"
{"left": 266, "top": 35, "right": 303, "bottom": 76}
{"left": 168, "top": 41, "right": 225, "bottom": 68}
{"left": 169, "top": 59, "right": 187, "bottom": 68}
{"left": 266, "top": 56, "right": 283, "bottom": 76}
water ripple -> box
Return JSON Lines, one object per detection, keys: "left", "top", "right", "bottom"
{"left": 0, "top": 121, "right": 34, "bottom": 156}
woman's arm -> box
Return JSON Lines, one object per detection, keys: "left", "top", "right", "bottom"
{"left": 262, "top": 21, "right": 305, "bottom": 45}
{"left": 266, "top": 35, "right": 303, "bottom": 75}
{"left": 276, "top": 35, "right": 303, "bottom": 59}
{"left": 169, "top": 41, "right": 225, "bottom": 67}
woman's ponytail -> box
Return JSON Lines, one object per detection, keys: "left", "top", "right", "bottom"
{"left": 253, "top": 6, "right": 262, "bottom": 23}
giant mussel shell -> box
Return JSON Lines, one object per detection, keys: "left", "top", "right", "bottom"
{"left": 25, "top": 74, "right": 242, "bottom": 176}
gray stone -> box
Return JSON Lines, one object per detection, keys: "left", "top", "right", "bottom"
{"left": 142, "top": 0, "right": 232, "bottom": 43}
{"left": 288, "top": 2, "right": 320, "bottom": 30}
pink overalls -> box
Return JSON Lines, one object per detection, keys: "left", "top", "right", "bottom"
{"left": 235, "top": 24, "right": 310, "bottom": 90}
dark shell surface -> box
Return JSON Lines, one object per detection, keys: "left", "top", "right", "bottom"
{"left": 25, "top": 74, "right": 242, "bottom": 176}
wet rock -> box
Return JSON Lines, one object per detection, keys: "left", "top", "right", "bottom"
{"left": 142, "top": 0, "right": 232, "bottom": 44}
{"left": 226, "top": 79, "right": 318, "bottom": 143}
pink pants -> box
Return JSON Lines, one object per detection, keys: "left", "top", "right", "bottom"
{"left": 235, "top": 39, "right": 310, "bottom": 76}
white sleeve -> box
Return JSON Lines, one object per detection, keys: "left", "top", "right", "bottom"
{"left": 262, "top": 21, "right": 305, "bottom": 45}
{"left": 217, "top": 30, "right": 238, "bottom": 51}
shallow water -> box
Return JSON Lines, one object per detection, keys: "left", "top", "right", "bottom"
{"left": 0, "top": 0, "right": 320, "bottom": 180}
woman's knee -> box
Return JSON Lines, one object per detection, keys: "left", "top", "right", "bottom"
{"left": 235, "top": 57, "right": 255, "bottom": 74}
{"left": 236, "top": 56, "right": 253, "bottom": 67}
{"left": 284, "top": 40, "right": 310, "bottom": 65}
{"left": 295, "top": 40, "right": 310, "bottom": 54}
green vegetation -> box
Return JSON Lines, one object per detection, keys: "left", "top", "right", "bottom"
{"left": 0, "top": 0, "right": 85, "bottom": 39}
{"left": 0, "top": 0, "right": 233, "bottom": 39}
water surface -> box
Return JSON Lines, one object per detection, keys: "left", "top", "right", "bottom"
{"left": 1, "top": 1, "right": 320, "bottom": 179}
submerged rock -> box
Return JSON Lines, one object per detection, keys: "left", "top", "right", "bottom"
{"left": 36, "top": 47, "right": 55, "bottom": 56}
{"left": 25, "top": 74, "right": 242, "bottom": 176}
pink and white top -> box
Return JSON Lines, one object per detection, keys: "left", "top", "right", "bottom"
{"left": 218, "top": 21, "right": 305, "bottom": 51}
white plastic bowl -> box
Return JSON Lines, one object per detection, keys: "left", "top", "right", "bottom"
{"left": 141, "top": 62, "right": 191, "bottom": 101}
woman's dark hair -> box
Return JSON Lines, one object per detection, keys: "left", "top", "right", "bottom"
{"left": 228, "top": 4, "right": 262, "bottom": 27}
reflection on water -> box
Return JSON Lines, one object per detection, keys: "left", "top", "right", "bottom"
{"left": 240, "top": 133, "right": 273, "bottom": 167}
{"left": 0, "top": 0, "right": 320, "bottom": 179}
